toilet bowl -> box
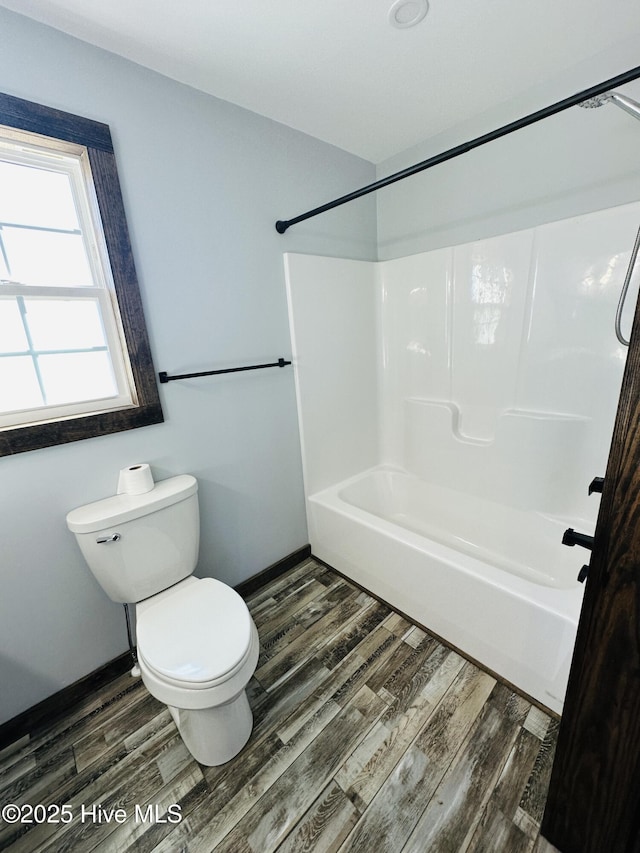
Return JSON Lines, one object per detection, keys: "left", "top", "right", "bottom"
{"left": 136, "top": 576, "right": 260, "bottom": 765}
{"left": 135, "top": 575, "right": 260, "bottom": 765}
{"left": 66, "top": 472, "right": 260, "bottom": 766}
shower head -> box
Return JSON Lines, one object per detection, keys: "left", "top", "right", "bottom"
{"left": 578, "top": 90, "right": 640, "bottom": 121}
{"left": 608, "top": 92, "right": 640, "bottom": 121}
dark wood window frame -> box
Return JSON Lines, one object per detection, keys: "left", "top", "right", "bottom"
{"left": 0, "top": 92, "right": 163, "bottom": 456}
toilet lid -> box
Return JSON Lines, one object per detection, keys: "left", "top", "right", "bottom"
{"left": 136, "top": 578, "right": 253, "bottom": 684}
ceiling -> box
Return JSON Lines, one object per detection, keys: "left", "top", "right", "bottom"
{"left": 1, "top": 0, "right": 640, "bottom": 163}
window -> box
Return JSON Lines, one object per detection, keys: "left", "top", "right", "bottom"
{"left": 1, "top": 135, "right": 135, "bottom": 425}
{"left": 0, "top": 93, "right": 163, "bottom": 455}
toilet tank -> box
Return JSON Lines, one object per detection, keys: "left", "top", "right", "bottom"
{"left": 66, "top": 474, "right": 200, "bottom": 603}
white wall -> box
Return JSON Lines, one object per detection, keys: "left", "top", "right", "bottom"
{"left": 379, "top": 202, "right": 640, "bottom": 521}
{"left": 284, "top": 254, "right": 379, "bottom": 496}
{"left": 0, "top": 7, "right": 377, "bottom": 724}
{"left": 287, "top": 201, "right": 638, "bottom": 526}
{"left": 376, "top": 38, "right": 640, "bottom": 259}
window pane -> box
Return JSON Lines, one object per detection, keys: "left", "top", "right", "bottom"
{"left": 1, "top": 227, "right": 93, "bottom": 287}
{"left": 0, "top": 161, "right": 79, "bottom": 230}
{"left": 38, "top": 351, "right": 117, "bottom": 405}
{"left": 0, "top": 355, "right": 42, "bottom": 411}
{"left": 0, "top": 298, "right": 28, "bottom": 352}
{"left": 24, "top": 298, "right": 108, "bottom": 351}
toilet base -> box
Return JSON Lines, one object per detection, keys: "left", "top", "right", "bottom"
{"left": 168, "top": 689, "right": 253, "bottom": 766}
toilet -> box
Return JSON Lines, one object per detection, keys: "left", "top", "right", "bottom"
{"left": 66, "top": 474, "right": 259, "bottom": 766}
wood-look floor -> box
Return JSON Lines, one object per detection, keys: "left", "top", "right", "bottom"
{"left": 0, "top": 558, "right": 561, "bottom": 852}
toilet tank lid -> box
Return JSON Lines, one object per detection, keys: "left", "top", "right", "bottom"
{"left": 66, "top": 474, "right": 198, "bottom": 533}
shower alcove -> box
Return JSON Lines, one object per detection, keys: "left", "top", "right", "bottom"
{"left": 285, "top": 200, "right": 640, "bottom": 714}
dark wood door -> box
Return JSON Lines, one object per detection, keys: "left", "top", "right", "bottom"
{"left": 542, "top": 282, "right": 640, "bottom": 852}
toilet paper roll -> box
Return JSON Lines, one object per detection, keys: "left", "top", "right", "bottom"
{"left": 117, "top": 463, "right": 155, "bottom": 495}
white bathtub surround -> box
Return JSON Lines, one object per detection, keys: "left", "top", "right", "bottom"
{"left": 284, "top": 254, "right": 379, "bottom": 495}
{"left": 285, "top": 200, "right": 640, "bottom": 714}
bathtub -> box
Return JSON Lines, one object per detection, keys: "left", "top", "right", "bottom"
{"left": 307, "top": 467, "right": 587, "bottom": 715}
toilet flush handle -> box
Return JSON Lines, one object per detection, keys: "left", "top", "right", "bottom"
{"left": 96, "top": 533, "right": 121, "bottom": 544}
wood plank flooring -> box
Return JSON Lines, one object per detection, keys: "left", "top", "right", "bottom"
{"left": 0, "top": 558, "right": 561, "bottom": 852}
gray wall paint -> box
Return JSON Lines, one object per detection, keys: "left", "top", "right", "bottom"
{"left": 0, "top": 7, "right": 377, "bottom": 724}
{"left": 376, "top": 37, "right": 640, "bottom": 259}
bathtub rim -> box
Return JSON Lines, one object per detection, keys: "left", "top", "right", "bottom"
{"left": 307, "top": 464, "right": 585, "bottom": 622}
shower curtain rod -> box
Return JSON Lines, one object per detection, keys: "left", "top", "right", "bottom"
{"left": 275, "top": 64, "right": 640, "bottom": 234}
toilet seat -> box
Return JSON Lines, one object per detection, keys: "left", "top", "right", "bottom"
{"left": 137, "top": 636, "right": 256, "bottom": 691}
{"left": 136, "top": 577, "right": 253, "bottom": 687}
